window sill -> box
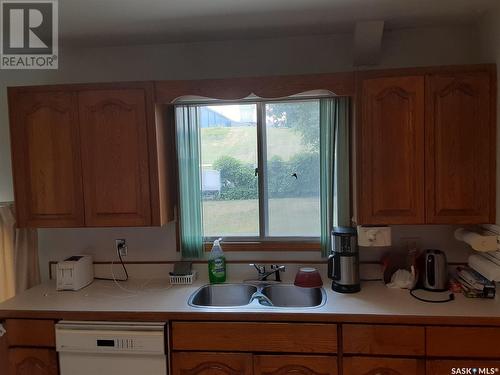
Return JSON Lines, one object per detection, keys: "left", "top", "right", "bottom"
{"left": 203, "top": 240, "right": 320, "bottom": 252}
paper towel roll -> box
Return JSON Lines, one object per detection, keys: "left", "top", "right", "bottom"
{"left": 454, "top": 228, "right": 497, "bottom": 252}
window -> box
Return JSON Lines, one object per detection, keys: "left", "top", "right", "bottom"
{"left": 200, "top": 103, "right": 259, "bottom": 237}
{"left": 175, "top": 96, "right": 350, "bottom": 257}
{"left": 198, "top": 99, "right": 321, "bottom": 240}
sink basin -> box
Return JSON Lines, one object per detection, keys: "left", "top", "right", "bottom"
{"left": 189, "top": 284, "right": 257, "bottom": 307}
{"left": 189, "top": 283, "right": 326, "bottom": 308}
{"left": 261, "top": 284, "right": 325, "bottom": 307}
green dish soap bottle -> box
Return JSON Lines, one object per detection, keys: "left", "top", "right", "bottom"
{"left": 208, "top": 237, "right": 226, "bottom": 283}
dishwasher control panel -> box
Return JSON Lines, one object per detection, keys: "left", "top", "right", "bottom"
{"left": 97, "top": 338, "right": 135, "bottom": 349}
{"left": 55, "top": 321, "right": 166, "bottom": 354}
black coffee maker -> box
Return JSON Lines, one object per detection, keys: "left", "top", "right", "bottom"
{"left": 327, "top": 226, "right": 361, "bottom": 293}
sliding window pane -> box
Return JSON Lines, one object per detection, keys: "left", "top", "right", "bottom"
{"left": 200, "top": 104, "right": 259, "bottom": 237}
{"left": 265, "top": 100, "right": 321, "bottom": 237}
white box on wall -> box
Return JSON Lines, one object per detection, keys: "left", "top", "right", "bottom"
{"left": 357, "top": 226, "right": 391, "bottom": 247}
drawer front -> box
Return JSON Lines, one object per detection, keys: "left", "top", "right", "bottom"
{"left": 427, "top": 327, "right": 500, "bottom": 358}
{"left": 172, "top": 322, "right": 337, "bottom": 353}
{"left": 427, "top": 360, "right": 500, "bottom": 375}
{"left": 255, "top": 355, "right": 338, "bottom": 375}
{"left": 6, "top": 319, "right": 56, "bottom": 348}
{"left": 343, "top": 324, "right": 425, "bottom": 356}
{"left": 343, "top": 357, "right": 425, "bottom": 375}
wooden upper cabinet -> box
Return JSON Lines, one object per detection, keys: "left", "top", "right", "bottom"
{"left": 8, "top": 90, "right": 84, "bottom": 227}
{"left": 78, "top": 88, "right": 152, "bottom": 226}
{"left": 9, "top": 83, "right": 172, "bottom": 228}
{"left": 358, "top": 76, "right": 425, "bottom": 224}
{"left": 425, "top": 72, "right": 495, "bottom": 224}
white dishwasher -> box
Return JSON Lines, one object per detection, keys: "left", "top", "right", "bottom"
{"left": 55, "top": 321, "right": 168, "bottom": 375}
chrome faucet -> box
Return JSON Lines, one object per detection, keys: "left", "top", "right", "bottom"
{"left": 249, "top": 264, "right": 286, "bottom": 282}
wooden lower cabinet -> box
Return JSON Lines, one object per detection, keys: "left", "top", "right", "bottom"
{"left": 172, "top": 352, "right": 253, "bottom": 375}
{"left": 172, "top": 353, "right": 338, "bottom": 375}
{"left": 8, "top": 348, "right": 58, "bottom": 375}
{"left": 5, "top": 319, "right": 56, "bottom": 347}
{"left": 0, "top": 329, "right": 8, "bottom": 375}
{"left": 172, "top": 322, "right": 337, "bottom": 354}
{"left": 427, "top": 360, "right": 500, "bottom": 375}
{"left": 426, "top": 327, "right": 500, "bottom": 358}
{"left": 343, "top": 357, "right": 424, "bottom": 375}
{"left": 342, "top": 325, "right": 425, "bottom": 357}
{"left": 254, "top": 355, "right": 337, "bottom": 375}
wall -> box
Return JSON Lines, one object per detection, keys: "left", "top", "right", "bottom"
{"left": 37, "top": 224, "right": 472, "bottom": 281}
{"left": 0, "top": 25, "right": 482, "bottom": 280}
{"left": 480, "top": 5, "right": 500, "bottom": 224}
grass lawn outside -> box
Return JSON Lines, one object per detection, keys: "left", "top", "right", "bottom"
{"left": 203, "top": 197, "right": 320, "bottom": 237}
{"left": 201, "top": 127, "right": 304, "bottom": 166}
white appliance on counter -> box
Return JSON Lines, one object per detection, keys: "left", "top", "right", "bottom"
{"left": 56, "top": 321, "right": 167, "bottom": 375}
{"left": 56, "top": 255, "right": 94, "bottom": 291}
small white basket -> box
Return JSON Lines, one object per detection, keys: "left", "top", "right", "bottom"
{"left": 169, "top": 271, "right": 198, "bottom": 285}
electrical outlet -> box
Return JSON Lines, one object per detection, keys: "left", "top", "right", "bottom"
{"left": 401, "top": 237, "right": 421, "bottom": 252}
{"left": 115, "top": 239, "right": 127, "bottom": 257}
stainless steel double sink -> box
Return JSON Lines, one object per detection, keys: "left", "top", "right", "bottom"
{"left": 188, "top": 283, "right": 326, "bottom": 309}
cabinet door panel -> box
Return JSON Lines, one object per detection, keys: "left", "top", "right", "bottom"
{"left": 254, "top": 355, "right": 337, "bottom": 375}
{"left": 343, "top": 357, "right": 424, "bottom": 375}
{"left": 358, "top": 76, "right": 425, "bottom": 224}
{"left": 79, "top": 89, "right": 151, "bottom": 226}
{"left": 426, "top": 72, "right": 494, "bottom": 223}
{"left": 172, "top": 352, "right": 253, "bottom": 375}
{"left": 9, "top": 90, "right": 84, "bottom": 227}
{"left": 8, "top": 348, "right": 58, "bottom": 375}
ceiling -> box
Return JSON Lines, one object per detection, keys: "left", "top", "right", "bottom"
{"left": 60, "top": 0, "right": 499, "bottom": 47}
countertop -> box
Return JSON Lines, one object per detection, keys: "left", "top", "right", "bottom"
{"left": 1, "top": 279, "right": 500, "bottom": 325}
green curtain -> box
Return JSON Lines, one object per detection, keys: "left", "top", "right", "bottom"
{"left": 320, "top": 97, "right": 351, "bottom": 258}
{"left": 175, "top": 105, "right": 204, "bottom": 259}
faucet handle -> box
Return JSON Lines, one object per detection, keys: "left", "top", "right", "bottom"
{"left": 271, "top": 264, "right": 286, "bottom": 272}
{"left": 250, "top": 263, "right": 266, "bottom": 275}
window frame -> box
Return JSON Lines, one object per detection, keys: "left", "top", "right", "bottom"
{"left": 180, "top": 95, "right": 333, "bottom": 250}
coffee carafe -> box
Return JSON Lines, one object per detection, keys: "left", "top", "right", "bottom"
{"left": 327, "top": 226, "right": 360, "bottom": 293}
